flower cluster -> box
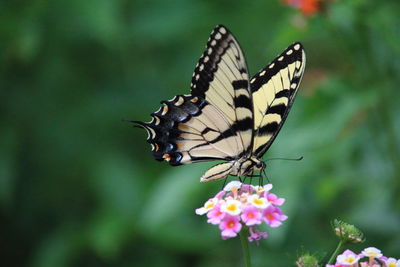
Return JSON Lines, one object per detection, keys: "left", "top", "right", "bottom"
{"left": 327, "top": 247, "right": 400, "bottom": 267}
{"left": 196, "top": 181, "right": 287, "bottom": 242}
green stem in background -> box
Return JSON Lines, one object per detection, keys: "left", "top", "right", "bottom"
{"left": 239, "top": 228, "right": 252, "bottom": 267}
{"left": 327, "top": 240, "right": 345, "bottom": 265}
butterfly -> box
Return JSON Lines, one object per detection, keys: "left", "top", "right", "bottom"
{"left": 133, "top": 25, "right": 306, "bottom": 182}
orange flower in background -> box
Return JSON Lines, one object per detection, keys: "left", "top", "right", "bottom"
{"left": 283, "top": 0, "right": 320, "bottom": 16}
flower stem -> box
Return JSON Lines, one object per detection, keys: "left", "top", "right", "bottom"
{"left": 239, "top": 228, "right": 252, "bottom": 267}
{"left": 327, "top": 240, "right": 344, "bottom": 265}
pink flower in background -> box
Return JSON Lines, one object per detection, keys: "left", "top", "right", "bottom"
{"left": 283, "top": 0, "right": 319, "bottom": 16}
{"left": 327, "top": 247, "right": 399, "bottom": 267}
{"left": 384, "top": 257, "right": 400, "bottom": 267}
{"left": 336, "top": 249, "right": 360, "bottom": 265}
{"left": 196, "top": 181, "right": 287, "bottom": 242}
{"left": 219, "top": 215, "right": 242, "bottom": 239}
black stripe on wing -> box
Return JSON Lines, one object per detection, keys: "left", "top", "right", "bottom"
{"left": 132, "top": 95, "right": 206, "bottom": 166}
{"left": 189, "top": 24, "right": 254, "bottom": 155}
{"left": 190, "top": 25, "right": 248, "bottom": 99}
{"left": 251, "top": 42, "right": 306, "bottom": 157}
{"left": 133, "top": 94, "right": 247, "bottom": 166}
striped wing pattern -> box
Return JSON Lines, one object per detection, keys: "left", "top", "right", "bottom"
{"left": 134, "top": 25, "right": 306, "bottom": 181}
{"left": 191, "top": 25, "right": 253, "bottom": 156}
{"left": 250, "top": 42, "right": 306, "bottom": 158}
{"left": 134, "top": 94, "right": 243, "bottom": 165}
{"left": 134, "top": 25, "right": 254, "bottom": 165}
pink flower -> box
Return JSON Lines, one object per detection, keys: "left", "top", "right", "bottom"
{"left": 248, "top": 227, "right": 268, "bottom": 244}
{"left": 215, "top": 190, "right": 226, "bottom": 199}
{"left": 384, "top": 257, "right": 400, "bottom": 267}
{"left": 207, "top": 204, "right": 225, "bottom": 225}
{"left": 262, "top": 206, "right": 288, "bottom": 227}
{"left": 336, "top": 249, "right": 360, "bottom": 266}
{"left": 247, "top": 194, "right": 270, "bottom": 209}
{"left": 195, "top": 197, "right": 218, "bottom": 215}
{"left": 360, "top": 262, "right": 380, "bottom": 267}
{"left": 361, "top": 247, "right": 383, "bottom": 259}
{"left": 241, "top": 205, "right": 262, "bottom": 226}
{"left": 221, "top": 199, "right": 242, "bottom": 216}
{"left": 264, "top": 192, "right": 285, "bottom": 206}
{"left": 196, "top": 182, "right": 287, "bottom": 242}
{"left": 240, "top": 184, "right": 254, "bottom": 193}
{"left": 219, "top": 215, "right": 242, "bottom": 239}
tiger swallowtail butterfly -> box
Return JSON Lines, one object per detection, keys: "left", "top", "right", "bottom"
{"left": 133, "top": 25, "right": 306, "bottom": 182}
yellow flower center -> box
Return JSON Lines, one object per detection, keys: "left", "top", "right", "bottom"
{"left": 227, "top": 204, "right": 237, "bottom": 212}
{"left": 253, "top": 198, "right": 263, "bottom": 205}
{"left": 248, "top": 212, "right": 254, "bottom": 218}
{"left": 205, "top": 202, "right": 215, "bottom": 209}
{"left": 345, "top": 257, "right": 355, "bottom": 263}
{"left": 389, "top": 264, "right": 396, "bottom": 267}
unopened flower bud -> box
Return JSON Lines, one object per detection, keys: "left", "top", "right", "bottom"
{"left": 332, "top": 219, "right": 365, "bottom": 244}
{"left": 296, "top": 253, "right": 320, "bottom": 267}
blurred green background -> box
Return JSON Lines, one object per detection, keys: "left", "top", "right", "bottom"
{"left": 1, "top": 0, "right": 399, "bottom": 266}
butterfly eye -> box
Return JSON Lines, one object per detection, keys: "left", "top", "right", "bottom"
{"left": 255, "top": 161, "right": 264, "bottom": 169}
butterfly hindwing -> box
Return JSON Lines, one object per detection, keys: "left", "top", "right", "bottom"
{"left": 134, "top": 95, "right": 243, "bottom": 165}
{"left": 250, "top": 42, "right": 306, "bottom": 158}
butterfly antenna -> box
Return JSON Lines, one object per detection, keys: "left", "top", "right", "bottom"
{"left": 265, "top": 156, "right": 304, "bottom": 162}
{"left": 122, "top": 119, "right": 147, "bottom": 129}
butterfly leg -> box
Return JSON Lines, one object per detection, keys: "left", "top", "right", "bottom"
{"left": 220, "top": 176, "right": 229, "bottom": 191}
{"left": 261, "top": 168, "right": 271, "bottom": 185}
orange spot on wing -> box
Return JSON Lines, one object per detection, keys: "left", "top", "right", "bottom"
{"left": 178, "top": 124, "right": 188, "bottom": 131}
{"left": 163, "top": 153, "right": 171, "bottom": 161}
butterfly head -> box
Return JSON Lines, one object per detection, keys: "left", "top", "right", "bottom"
{"left": 252, "top": 158, "right": 266, "bottom": 172}
{"left": 237, "top": 157, "right": 266, "bottom": 177}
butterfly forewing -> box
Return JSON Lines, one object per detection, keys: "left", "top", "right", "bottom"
{"left": 250, "top": 42, "right": 306, "bottom": 158}
{"left": 191, "top": 25, "right": 254, "bottom": 156}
